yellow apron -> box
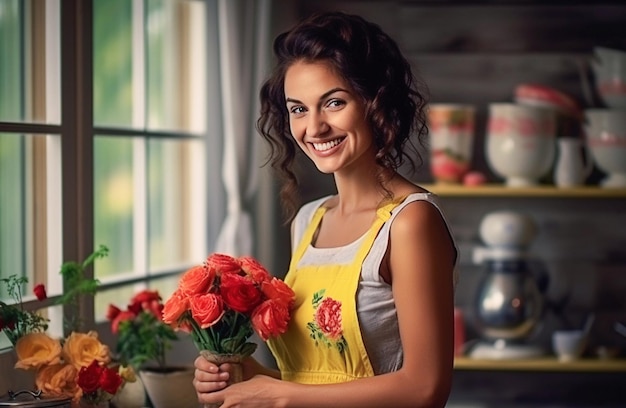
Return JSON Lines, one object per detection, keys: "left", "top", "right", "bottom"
{"left": 268, "top": 200, "right": 398, "bottom": 384}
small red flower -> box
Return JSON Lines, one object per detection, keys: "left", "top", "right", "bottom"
{"left": 110, "top": 310, "right": 136, "bottom": 334}
{"left": 99, "top": 365, "right": 123, "bottom": 395}
{"left": 106, "top": 304, "right": 122, "bottom": 321}
{"left": 77, "top": 360, "right": 103, "bottom": 394}
{"left": 33, "top": 284, "right": 47, "bottom": 301}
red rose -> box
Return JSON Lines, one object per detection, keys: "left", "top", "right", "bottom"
{"left": 33, "top": 284, "right": 47, "bottom": 301}
{"left": 77, "top": 360, "right": 103, "bottom": 393}
{"left": 99, "top": 365, "right": 123, "bottom": 394}
{"left": 239, "top": 256, "right": 272, "bottom": 284}
{"left": 315, "top": 297, "right": 343, "bottom": 340}
{"left": 205, "top": 253, "right": 241, "bottom": 276}
{"left": 162, "top": 289, "right": 190, "bottom": 326}
{"left": 219, "top": 273, "right": 262, "bottom": 313}
{"left": 179, "top": 265, "right": 214, "bottom": 296}
{"left": 131, "top": 289, "right": 161, "bottom": 305}
{"left": 110, "top": 310, "right": 136, "bottom": 334}
{"left": 106, "top": 304, "right": 122, "bottom": 321}
{"left": 261, "top": 278, "right": 295, "bottom": 308}
{"left": 141, "top": 299, "right": 164, "bottom": 320}
{"left": 0, "top": 317, "right": 16, "bottom": 330}
{"left": 189, "top": 293, "right": 224, "bottom": 329}
{"left": 251, "top": 299, "right": 290, "bottom": 341}
{"left": 129, "top": 290, "right": 162, "bottom": 315}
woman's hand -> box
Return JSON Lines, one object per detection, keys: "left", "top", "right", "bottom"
{"left": 196, "top": 375, "right": 288, "bottom": 408}
{"left": 193, "top": 355, "right": 230, "bottom": 395}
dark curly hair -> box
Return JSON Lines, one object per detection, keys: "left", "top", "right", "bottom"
{"left": 256, "top": 11, "right": 429, "bottom": 222}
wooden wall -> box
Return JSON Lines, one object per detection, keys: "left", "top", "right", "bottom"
{"left": 282, "top": 1, "right": 626, "bottom": 406}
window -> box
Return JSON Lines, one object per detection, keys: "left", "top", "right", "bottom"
{"left": 0, "top": 0, "right": 217, "bottom": 350}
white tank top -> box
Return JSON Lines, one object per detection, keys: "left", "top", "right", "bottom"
{"left": 292, "top": 192, "right": 456, "bottom": 374}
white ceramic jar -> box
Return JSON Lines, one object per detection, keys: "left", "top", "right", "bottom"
{"left": 486, "top": 103, "right": 557, "bottom": 187}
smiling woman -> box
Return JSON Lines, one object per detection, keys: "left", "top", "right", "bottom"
{"left": 192, "top": 11, "right": 457, "bottom": 408}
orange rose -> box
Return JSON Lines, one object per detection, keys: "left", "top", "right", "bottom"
{"left": 261, "top": 278, "right": 295, "bottom": 308}
{"left": 189, "top": 293, "right": 224, "bottom": 329}
{"left": 35, "top": 363, "right": 81, "bottom": 402}
{"left": 14, "top": 332, "right": 62, "bottom": 370}
{"left": 251, "top": 299, "right": 290, "bottom": 341}
{"left": 162, "top": 289, "right": 190, "bottom": 326}
{"left": 240, "top": 256, "right": 272, "bottom": 284}
{"left": 62, "top": 331, "right": 110, "bottom": 370}
{"left": 205, "top": 253, "right": 241, "bottom": 276}
{"left": 179, "top": 265, "right": 214, "bottom": 296}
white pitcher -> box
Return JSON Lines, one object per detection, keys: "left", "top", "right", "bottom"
{"left": 554, "top": 138, "right": 593, "bottom": 188}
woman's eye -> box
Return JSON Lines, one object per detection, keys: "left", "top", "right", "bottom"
{"left": 327, "top": 99, "right": 345, "bottom": 109}
{"left": 290, "top": 106, "right": 305, "bottom": 115}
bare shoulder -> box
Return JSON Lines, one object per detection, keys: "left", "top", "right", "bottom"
{"left": 391, "top": 199, "right": 447, "bottom": 235}
{"left": 389, "top": 199, "right": 456, "bottom": 268}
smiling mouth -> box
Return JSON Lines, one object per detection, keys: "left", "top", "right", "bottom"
{"left": 311, "top": 137, "right": 345, "bottom": 152}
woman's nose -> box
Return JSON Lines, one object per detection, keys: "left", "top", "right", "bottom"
{"left": 305, "top": 113, "right": 330, "bottom": 138}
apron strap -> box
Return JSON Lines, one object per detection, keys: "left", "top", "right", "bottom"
{"left": 289, "top": 206, "right": 326, "bottom": 271}
{"left": 351, "top": 199, "right": 402, "bottom": 266}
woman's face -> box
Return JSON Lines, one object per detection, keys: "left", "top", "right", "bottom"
{"left": 284, "top": 61, "right": 375, "bottom": 175}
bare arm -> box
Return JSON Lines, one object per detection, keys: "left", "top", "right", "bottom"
{"left": 196, "top": 200, "right": 456, "bottom": 408}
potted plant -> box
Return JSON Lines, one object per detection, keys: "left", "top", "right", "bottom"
{"left": 107, "top": 289, "right": 197, "bottom": 408}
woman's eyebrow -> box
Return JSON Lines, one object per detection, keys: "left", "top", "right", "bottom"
{"left": 285, "top": 87, "right": 349, "bottom": 105}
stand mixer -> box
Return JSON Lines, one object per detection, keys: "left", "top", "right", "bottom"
{"left": 469, "top": 210, "right": 548, "bottom": 359}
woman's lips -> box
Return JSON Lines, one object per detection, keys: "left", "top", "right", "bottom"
{"left": 311, "top": 137, "right": 346, "bottom": 153}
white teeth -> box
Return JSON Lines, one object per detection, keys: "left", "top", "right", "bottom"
{"left": 312, "top": 138, "right": 343, "bottom": 151}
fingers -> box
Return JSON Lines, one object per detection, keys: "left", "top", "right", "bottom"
{"left": 193, "top": 357, "right": 230, "bottom": 399}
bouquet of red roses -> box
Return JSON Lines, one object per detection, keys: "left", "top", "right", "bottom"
{"left": 162, "top": 253, "right": 294, "bottom": 358}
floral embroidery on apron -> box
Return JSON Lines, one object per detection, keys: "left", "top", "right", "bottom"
{"left": 307, "top": 289, "right": 348, "bottom": 354}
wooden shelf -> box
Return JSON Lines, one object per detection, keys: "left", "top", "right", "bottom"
{"left": 454, "top": 356, "right": 626, "bottom": 372}
{"left": 423, "top": 183, "right": 626, "bottom": 198}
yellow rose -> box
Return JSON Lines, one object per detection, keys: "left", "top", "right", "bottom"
{"left": 14, "top": 332, "right": 62, "bottom": 370}
{"left": 35, "top": 363, "right": 81, "bottom": 402}
{"left": 62, "top": 330, "right": 110, "bottom": 369}
{"left": 118, "top": 364, "right": 137, "bottom": 382}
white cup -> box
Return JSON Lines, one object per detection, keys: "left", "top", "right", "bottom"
{"left": 552, "top": 330, "right": 587, "bottom": 362}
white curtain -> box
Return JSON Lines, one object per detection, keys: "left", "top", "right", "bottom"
{"left": 214, "top": 0, "right": 272, "bottom": 257}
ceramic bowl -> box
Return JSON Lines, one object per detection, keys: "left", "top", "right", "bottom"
{"left": 584, "top": 109, "right": 626, "bottom": 187}
{"left": 592, "top": 47, "right": 626, "bottom": 109}
{"left": 479, "top": 211, "right": 536, "bottom": 248}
